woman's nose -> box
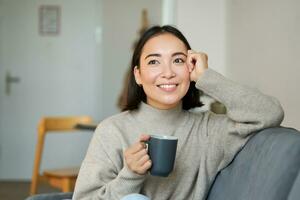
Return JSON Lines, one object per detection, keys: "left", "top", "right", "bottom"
{"left": 161, "top": 64, "right": 175, "bottom": 79}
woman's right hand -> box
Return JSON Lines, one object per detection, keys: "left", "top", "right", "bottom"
{"left": 124, "top": 134, "right": 152, "bottom": 175}
{"left": 187, "top": 50, "right": 208, "bottom": 82}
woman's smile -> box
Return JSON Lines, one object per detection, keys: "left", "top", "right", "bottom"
{"left": 157, "top": 83, "right": 179, "bottom": 92}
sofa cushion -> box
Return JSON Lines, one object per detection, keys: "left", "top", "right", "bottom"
{"left": 207, "top": 127, "right": 300, "bottom": 200}
{"left": 288, "top": 169, "right": 300, "bottom": 200}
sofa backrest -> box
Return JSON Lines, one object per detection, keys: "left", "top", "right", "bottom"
{"left": 206, "top": 127, "right": 300, "bottom": 200}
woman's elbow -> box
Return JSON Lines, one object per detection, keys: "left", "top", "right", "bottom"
{"left": 265, "top": 99, "right": 285, "bottom": 127}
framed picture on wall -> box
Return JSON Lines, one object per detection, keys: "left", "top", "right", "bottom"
{"left": 39, "top": 5, "right": 60, "bottom": 36}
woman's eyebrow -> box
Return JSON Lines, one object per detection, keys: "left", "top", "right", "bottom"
{"left": 144, "top": 52, "right": 187, "bottom": 60}
{"left": 145, "top": 53, "right": 161, "bottom": 60}
{"left": 172, "top": 52, "right": 187, "bottom": 57}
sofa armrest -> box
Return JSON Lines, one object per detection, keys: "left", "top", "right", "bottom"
{"left": 207, "top": 127, "right": 300, "bottom": 200}
{"left": 25, "top": 192, "right": 73, "bottom": 200}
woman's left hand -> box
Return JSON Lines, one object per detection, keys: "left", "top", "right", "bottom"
{"left": 187, "top": 50, "right": 208, "bottom": 82}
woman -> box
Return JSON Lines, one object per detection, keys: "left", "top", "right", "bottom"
{"left": 73, "top": 25, "right": 284, "bottom": 200}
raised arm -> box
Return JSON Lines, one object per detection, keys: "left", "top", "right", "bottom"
{"left": 187, "top": 50, "right": 284, "bottom": 172}
{"left": 197, "top": 68, "right": 283, "bottom": 171}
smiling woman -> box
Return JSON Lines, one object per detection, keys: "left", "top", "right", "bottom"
{"left": 73, "top": 25, "right": 284, "bottom": 200}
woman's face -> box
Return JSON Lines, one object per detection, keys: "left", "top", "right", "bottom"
{"left": 134, "top": 33, "right": 190, "bottom": 109}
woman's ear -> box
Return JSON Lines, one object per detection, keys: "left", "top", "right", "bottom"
{"left": 134, "top": 66, "right": 142, "bottom": 85}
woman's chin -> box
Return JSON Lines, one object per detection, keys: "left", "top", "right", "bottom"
{"left": 157, "top": 100, "right": 182, "bottom": 109}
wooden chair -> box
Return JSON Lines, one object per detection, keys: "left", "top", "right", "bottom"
{"left": 30, "top": 116, "right": 93, "bottom": 195}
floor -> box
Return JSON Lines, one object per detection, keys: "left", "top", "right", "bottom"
{"left": 0, "top": 181, "right": 60, "bottom": 200}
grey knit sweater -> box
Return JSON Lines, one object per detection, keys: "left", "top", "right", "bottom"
{"left": 73, "top": 69, "right": 284, "bottom": 200}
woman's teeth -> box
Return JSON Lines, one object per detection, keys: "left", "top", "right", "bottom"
{"left": 158, "top": 84, "right": 177, "bottom": 88}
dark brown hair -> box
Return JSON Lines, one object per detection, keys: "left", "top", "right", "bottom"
{"left": 121, "top": 25, "right": 203, "bottom": 111}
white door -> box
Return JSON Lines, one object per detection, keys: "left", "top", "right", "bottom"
{"left": 0, "top": 0, "right": 102, "bottom": 179}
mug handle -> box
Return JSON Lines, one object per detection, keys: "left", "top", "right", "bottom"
{"left": 144, "top": 140, "right": 149, "bottom": 151}
{"left": 143, "top": 140, "right": 152, "bottom": 174}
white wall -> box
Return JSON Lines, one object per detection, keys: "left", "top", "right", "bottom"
{"left": 176, "top": 0, "right": 227, "bottom": 75}
{"left": 0, "top": 0, "right": 102, "bottom": 179}
{"left": 0, "top": 1, "right": 4, "bottom": 176}
{"left": 101, "top": 0, "right": 162, "bottom": 117}
{"left": 226, "top": 0, "right": 300, "bottom": 129}
{"left": 176, "top": 0, "right": 300, "bottom": 130}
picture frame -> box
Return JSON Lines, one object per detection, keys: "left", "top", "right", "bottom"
{"left": 39, "top": 5, "right": 61, "bottom": 36}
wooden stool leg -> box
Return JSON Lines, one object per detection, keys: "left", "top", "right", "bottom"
{"left": 62, "top": 178, "right": 72, "bottom": 192}
{"left": 30, "top": 176, "right": 38, "bottom": 195}
{"left": 30, "top": 121, "right": 46, "bottom": 195}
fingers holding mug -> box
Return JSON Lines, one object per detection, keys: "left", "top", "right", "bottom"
{"left": 124, "top": 134, "right": 152, "bottom": 175}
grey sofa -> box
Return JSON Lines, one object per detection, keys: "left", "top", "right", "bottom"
{"left": 207, "top": 127, "right": 300, "bottom": 200}
{"left": 26, "top": 127, "right": 300, "bottom": 200}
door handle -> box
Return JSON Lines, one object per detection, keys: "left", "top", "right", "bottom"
{"left": 5, "top": 71, "right": 20, "bottom": 95}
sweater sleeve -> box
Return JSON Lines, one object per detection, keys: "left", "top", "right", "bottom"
{"left": 195, "top": 69, "right": 284, "bottom": 171}
{"left": 73, "top": 120, "right": 146, "bottom": 200}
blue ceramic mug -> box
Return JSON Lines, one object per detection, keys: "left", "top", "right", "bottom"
{"left": 147, "top": 135, "right": 178, "bottom": 177}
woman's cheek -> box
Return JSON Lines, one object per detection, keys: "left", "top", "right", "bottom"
{"left": 139, "top": 68, "right": 159, "bottom": 83}
{"left": 179, "top": 66, "right": 191, "bottom": 80}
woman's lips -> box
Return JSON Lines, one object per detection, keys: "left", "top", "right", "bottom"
{"left": 157, "top": 84, "right": 178, "bottom": 92}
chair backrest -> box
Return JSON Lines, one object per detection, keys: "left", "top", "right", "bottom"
{"left": 30, "top": 116, "right": 93, "bottom": 195}
{"left": 36, "top": 115, "right": 93, "bottom": 167}
{"left": 39, "top": 116, "right": 92, "bottom": 134}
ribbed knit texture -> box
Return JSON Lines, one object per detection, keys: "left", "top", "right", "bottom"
{"left": 73, "top": 69, "right": 284, "bottom": 200}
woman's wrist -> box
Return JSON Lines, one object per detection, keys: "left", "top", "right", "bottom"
{"left": 191, "top": 68, "right": 207, "bottom": 82}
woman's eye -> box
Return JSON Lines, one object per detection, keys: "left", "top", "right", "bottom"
{"left": 174, "top": 58, "right": 185, "bottom": 64}
{"left": 148, "top": 60, "right": 159, "bottom": 65}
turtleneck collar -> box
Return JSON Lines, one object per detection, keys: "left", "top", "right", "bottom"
{"left": 132, "top": 102, "right": 186, "bottom": 135}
